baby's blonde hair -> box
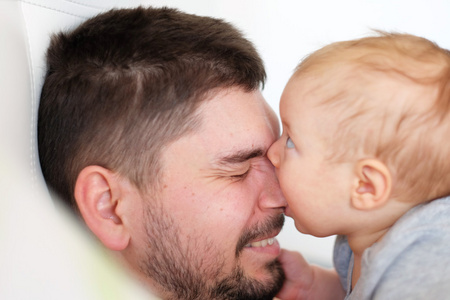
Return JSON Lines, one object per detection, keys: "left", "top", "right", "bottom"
{"left": 295, "top": 32, "right": 450, "bottom": 202}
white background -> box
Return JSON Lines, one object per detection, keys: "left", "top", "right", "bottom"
{"left": 128, "top": 0, "right": 450, "bottom": 267}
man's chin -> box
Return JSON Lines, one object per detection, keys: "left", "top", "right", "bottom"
{"left": 210, "top": 259, "right": 285, "bottom": 300}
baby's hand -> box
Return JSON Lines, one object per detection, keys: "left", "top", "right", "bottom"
{"left": 276, "top": 249, "right": 314, "bottom": 299}
{"left": 276, "top": 249, "right": 345, "bottom": 300}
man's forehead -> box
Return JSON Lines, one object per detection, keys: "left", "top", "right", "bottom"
{"left": 192, "top": 87, "right": 277, "bottom": 164}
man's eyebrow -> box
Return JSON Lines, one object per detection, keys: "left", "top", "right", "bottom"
{"left": 216, "top": 148, "right": 265, "bottom": 165}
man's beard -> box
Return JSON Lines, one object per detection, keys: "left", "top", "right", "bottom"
{"left": 139, "top": 203, "right": 285, "bottom": 299}
{"left": 210, "top": 259, "right": 285, "bottom": 300}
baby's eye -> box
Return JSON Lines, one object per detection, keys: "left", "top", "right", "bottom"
{"left": 286, "top": 136, "right": 295, "bottom": 149}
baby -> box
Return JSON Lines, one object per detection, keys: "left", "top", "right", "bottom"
{"left": 269, "top": 32, "right": 450, "bottom": 299}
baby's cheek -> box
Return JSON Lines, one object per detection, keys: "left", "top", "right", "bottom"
{"left": 279, "top": 176, "right": 295, "bottom": 200}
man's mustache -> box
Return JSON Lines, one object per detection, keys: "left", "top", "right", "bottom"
{"left": 236, "top": 214, "right": 285, "bottom": 256}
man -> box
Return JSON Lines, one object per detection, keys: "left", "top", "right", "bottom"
{"left": 38, "top": 6, "right": 287, "bottom": 300}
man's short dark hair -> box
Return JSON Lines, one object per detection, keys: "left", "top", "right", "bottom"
{"left": 38, "top": 6, "right": 266, "bottom": 210}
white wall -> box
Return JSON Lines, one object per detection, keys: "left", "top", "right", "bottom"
{"left": 131, "top": 0, "right": 450, "bottom": 267}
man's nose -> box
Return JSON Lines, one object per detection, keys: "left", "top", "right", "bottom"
{"left": 267, "top": 139, "right": 281, "bottom": 169}
{"left": 258, "top": 160, "right": 286, "bottom": 211}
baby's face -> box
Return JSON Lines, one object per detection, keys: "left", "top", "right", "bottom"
{"left": 268, "top": 75, "right": 355, "bottom": 237}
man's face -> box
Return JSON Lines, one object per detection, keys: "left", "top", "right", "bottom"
{"left": 128, "top": 87, "right": 287, "bottom": 299}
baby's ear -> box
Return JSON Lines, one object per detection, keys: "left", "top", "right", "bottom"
{"left": 351, "top": 159, "right": 392, "bottom": 210}
{"left": 74, "top": 166, "right": 130, "bottom": 251}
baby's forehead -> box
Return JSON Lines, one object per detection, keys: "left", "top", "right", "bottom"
{"left": 289, "top": 64, "right": 363, "bottom": 101}
{"left": 291, "top": 68, "right": 438, "bottom": 133}
{"left": 293, "top": 59, "right": 424, "bottom": 100}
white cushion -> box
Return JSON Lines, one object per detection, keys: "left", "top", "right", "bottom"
{"left": 0, "top": 1, "right": 159, "bottom": 298}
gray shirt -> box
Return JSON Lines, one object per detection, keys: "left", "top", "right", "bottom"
{"left": 334, "top": 197, "right": 450, "bottom": 299}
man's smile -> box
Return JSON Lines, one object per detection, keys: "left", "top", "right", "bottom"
{"left": 245, "top": 237, "right": 275, "bottom": 248}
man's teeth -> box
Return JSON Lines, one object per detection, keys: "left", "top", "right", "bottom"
{"left": 245, "top": 238, "right": 275, "bottom": 248}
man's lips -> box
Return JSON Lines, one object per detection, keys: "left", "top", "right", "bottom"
{"left": 243, "top": 232, "right": 282, "bottom": 257}
{"left": 244, "top": 229, "right": 281, "bottom": 248}
{"left": 245, "top": 237, "right": 276, "bottom": 248}
{"left": 236, "top": 214, "right": 285, "bottom": 255}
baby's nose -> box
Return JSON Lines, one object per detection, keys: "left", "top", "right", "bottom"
{"left": 267, "top": 139, "right": 281, "bottom": 168}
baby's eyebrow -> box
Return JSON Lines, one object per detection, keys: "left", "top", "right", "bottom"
{"left": 215, "top": 148, "right": 265, "bottom": 166}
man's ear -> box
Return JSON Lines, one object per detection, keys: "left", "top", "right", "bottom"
{"left": 351, "top": 159, "right": 392, "bottom": 210}
{"left": 74, "top": 166, "right": 130, "bottom": 251}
